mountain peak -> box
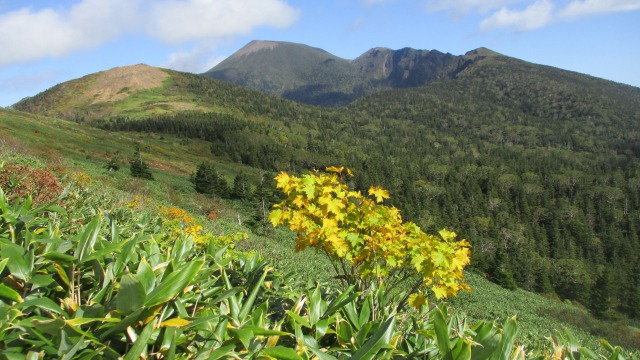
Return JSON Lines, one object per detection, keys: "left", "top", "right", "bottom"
{"left": 464, "top": 47, "right": 502, "bottom": 58}
{"left": 230, "top": 40, "right": 281, "bottom": 59}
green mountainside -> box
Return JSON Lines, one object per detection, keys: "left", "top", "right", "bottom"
{"left": 4, "top": 43, "right": 640, "bottom": 351}
{"left": 204, "top": 40, "right": 492, "bottom": 106}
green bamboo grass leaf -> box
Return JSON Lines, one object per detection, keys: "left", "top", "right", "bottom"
{"left": 358, "top": 294, "right": 371, "bottom": 327}
{"left": 31, "top": 318, "right": 66, "bottom": 333}
{"left": 434, "top": 307, "right": 453, "bottom": 360}
{"left": 17, "top": 298, "right": 67, "bottom": 316}
{"left": 0, "top": 284, "right": 23, "bottom": 303}
{"left": 114, "top": 233, "right": 144, "bottom": 275}
{"left": 308, "top": 346, "right": 339, "bottom": 360}
{"left": 222, "top": 269, "right": 240, "bottom": 319}
{"left": 259, "top": 346, "right": 304, "bottom": 360}
{"left": 117, "top": 274, "right": 146, "bottom": 315}
{"left": 60, "top": 335, "right": 87, "bottom": 360}
{"left": 0, "top": 258, "right": 8, "bottom": 274}
{"left": 451, "top": 339, "right": 471, "bottom": 360}
{"left": 99, "top": 308, "right": 144, "bottom": 340}
{"left": 350, "top": 315, "right": 396, "bottom": 360}
{"left": 210, "top": 287, "right": 243, "bottom": 305}
{"left": 228, "top": 327, "right": 253, "bottom": 350}
{"left": 309, "top": 285, "right": 323, "bottom": 324}
{"left": 122, "top": 318, "right": 156, "bottom": 360}
{"left": 195, "top": 344, "right": 235, "bottom": 360}
{"left": 135, "top": 258, "right": 155, "bottom": 294}
{"left": 1, "top": 242, "right": 30, "bottom": 280}
{"left": 238, "top": 268, "right": 268, "bottom": 323}
{"left": 144, "top": 260, "right": 203, "bottom": 308}
{"left": 75, "top": 216, "right": 101, "bottom": 263}
{"left": 324, "top": 285, "right": 358, "bottom": 317}
{"left": 471, "top": 322, "right": 501, "bottom": 360}
{"left": 286, "top": 310, "right": 312, "bottom": 328}
{"left": 489, "top": 316, "right": 518, "bottom": 360}
{"left": 42, "top": 251, "right": 77, "bottom": 262}
{"left": 65, "top": 318, "right": 120, "bottom": 326}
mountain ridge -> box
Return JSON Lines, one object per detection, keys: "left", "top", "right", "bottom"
{"left": 203, "top": 40, "right": 501, "bottom": 106}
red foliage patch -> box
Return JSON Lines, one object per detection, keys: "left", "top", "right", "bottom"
{"left": 0, "top": 164, "right": 63, "bottom": 205}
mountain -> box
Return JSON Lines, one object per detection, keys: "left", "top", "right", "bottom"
{"left": 9, "top": 42, "right": 640, "bottom": 331}
{"left": 203, "top": 40, "right": 497, "bottom": 107}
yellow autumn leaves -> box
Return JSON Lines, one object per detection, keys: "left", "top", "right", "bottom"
{"left": 270, "top": 167, "right": 472, "bottom": 305}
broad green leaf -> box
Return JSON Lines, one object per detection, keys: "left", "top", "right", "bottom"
{"left": 99, "top": 308, "right": 144, "bottom": 340}
{"left": 160, "top": 318, "right": 191, "bottom": 328}
{"left": 309, "top": 286, "right": 323, "bottom": 324}
{"left": 0, "top": 284, "right": 22, "bottom": 303}
{"left": 1, "top": 242, "right": 30, "bottom": 280}
{"left": 122, "top": 318, "right": 156, "bottom": 360}
{"left": 238, "top": 268, "right": 268, "bottom": 323}
{"left": 434, "top": 307, "right": 453, "bottom": 360}
{"left": 31, "top": 318, "right": 65, "bottom": 333}
{"left": 471, "top": 322, "right": 501, "bottom": 360}
{"left": 287, "top": 310, "right": 311, "bottom": 328}
{"left": 65, "top": 318, "right": 120, "bottom": 326}
{"left": 0, "top": 258, "right": 9, "bottom": 274}
{"left": 350, "top": 315, "right": 396, "bottom": 360}
{"left": 75, "top": 216, "right": 101, "bottom": 263}
{"left": 489, "top": 316, "right": 518, "bottom": 360}
{"left": 42, "top": 251, "right": 77, "bottom": 262}
{"left": 260, "top": 346, "right": 304, "bottom": 360}
{"left": 17, "top": 298, "right": 67, "bottom": 316}
{"left": 135, "top": 258, "right": 155, "bottom": 294}
{"left": 144, "top": 260, "right": 204, "bottom": 308}
{"left": 195, "top": 344, "right": 235, "bottom": 360}
{"left": 324, "top": 285, "right": 358, "bottom": 317}
{"left": 117, "top": 274, "right": 146, "bottom": 315}
{"left": 308, "top": 346, "right": 339, "bottom": 360}
{"left": 228, "top": 327, "right": 253, "bottom": 350}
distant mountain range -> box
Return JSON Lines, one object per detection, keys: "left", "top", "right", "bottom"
{"left": 203, "top": 40, "right": 501, "bottom": 107}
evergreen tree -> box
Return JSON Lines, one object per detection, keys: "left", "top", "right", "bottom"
{"left": 231, "top": 172, "right": 251, "bottom": 200}
{"left": 192, "top": 162, "right": 229, "bottom": 198}
{"left": 129, "top": 145, "right": 153, "bottom": 179}
{"left": 589, "top": 268, "right": 613, "bottom": 318}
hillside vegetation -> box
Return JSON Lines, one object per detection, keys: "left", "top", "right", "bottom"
{"left": 4, "top": 41, "right": 640, "bottom": 355}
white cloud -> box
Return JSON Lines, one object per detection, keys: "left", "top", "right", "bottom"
{"left": 0, "top": 0, "right": 299, "bottom": 67}
{"left": 164, "top": 44, "right": 226, "bottom": 73}
{"left": 361, "top": 0, "right": 391, "bottom": 5}
{"left": 147, "top": 0, "right": 299, "bottom": 44}
{"left": 480, "top": 0, "right": 555, "bottom": 31}
{"left": 0, "top": 0, "right": 140, "bottom": 66}
{"left": 426, "top": 0, "right": 521, "bottom": 16}
{"left": 559, "top": 0, "right": 640, "bottom": 18}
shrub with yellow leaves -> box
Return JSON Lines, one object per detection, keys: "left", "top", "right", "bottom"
{"left": 270, "top": 167, "right": 471, "bottom": 310}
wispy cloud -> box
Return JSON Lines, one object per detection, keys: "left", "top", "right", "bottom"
{"left": 425, "top": 0, "right": 521, "bottom": 16}
{"left": 480, "top": 0, "right": 555, "bottom": 31}
{"left": 147, "top": 0, "right": 299, "bottom": 44}
{"left": 164, "top": 43, "right": 226, "bottom": 73}
{"left": 426, "top": 0, "right": 640, "bottom": 31}
{"left": 360, "top": 0, "right": 392, "bottom": 5}
{"left": 0, "top": 0, "right": 299, "bottom": 67}
{"left": 559, "top": 0, "right": 640, "bottom": 18}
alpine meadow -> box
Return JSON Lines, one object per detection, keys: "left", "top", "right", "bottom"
{"left": 1, "top": 40, "right": 640, "bottom": 359}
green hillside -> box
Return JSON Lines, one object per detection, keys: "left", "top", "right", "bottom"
{"left": 4, "top": 44, "right": 640, "bottom": 355}
{"left": 1, "top": 108, "right": 638, "bottom": 357}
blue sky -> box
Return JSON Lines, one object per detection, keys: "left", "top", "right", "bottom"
{"left": 0, "top": 0, "right": 639, "bottom": 107}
